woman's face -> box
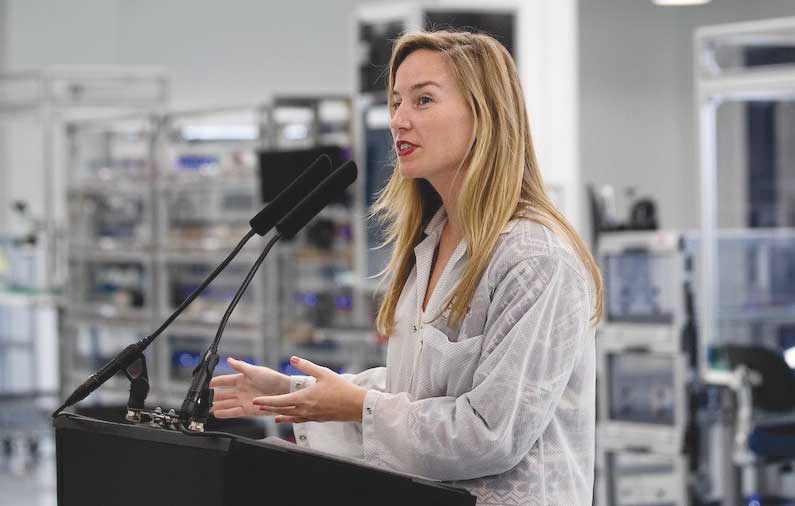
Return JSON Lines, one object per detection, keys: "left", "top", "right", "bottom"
{"left": 390, "top": 49, "right": 474, "bottom": 189}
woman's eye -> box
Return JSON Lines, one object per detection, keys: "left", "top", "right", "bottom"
{"left": 417, "top": 96, "right": 433, "bottom": 106}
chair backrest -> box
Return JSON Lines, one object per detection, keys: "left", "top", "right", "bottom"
{"left": 725, "top": 344, "right": 795, "bottom": 413}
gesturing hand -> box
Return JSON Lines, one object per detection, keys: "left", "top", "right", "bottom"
{"left": 209, "top": 357, "right": 291, "bottom": 419}
{"left": 253, "top": 356, "right": 367, "bottom": 424}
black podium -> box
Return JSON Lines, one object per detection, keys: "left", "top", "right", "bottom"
{"left": 54, "top": 414, "right": 476, "bottom": 506}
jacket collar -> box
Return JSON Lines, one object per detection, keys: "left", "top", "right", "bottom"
{"left": 422, "top": 206, "right": 520, "bottom": 237}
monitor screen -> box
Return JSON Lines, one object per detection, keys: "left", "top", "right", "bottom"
{"left": 257, "top": 145, "right": 350, "bottom": 205}
{"left": 607, "top": 352, "right": 676, "bottom": 426}
{"left": 604, "top": 249, "right": 677, "bottom": 324}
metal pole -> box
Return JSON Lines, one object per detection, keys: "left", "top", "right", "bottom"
{"left": 0, "top": 0, "right": 8, "bottom": 231}
{"left": 41, "top": 74, "right": 56, "bottom": 294}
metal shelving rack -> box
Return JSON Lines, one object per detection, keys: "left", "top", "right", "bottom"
{"left": 156, "top": 105, "right": 275, "bottom": 405}
{"left": 63, "top": 113, "right": 163, "bottom": 406}
{"left": 1, "top": 66, "right": 168, "bottom": 470}
{"left": 0, "top": 66, "right": 169, "bottom": 292}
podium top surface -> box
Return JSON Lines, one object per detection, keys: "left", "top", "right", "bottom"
{"left": 53, "top": 413, "right": 476, "bottom": 506}
{"left": 54, "top": 413, "right": 234, "bottom": 451}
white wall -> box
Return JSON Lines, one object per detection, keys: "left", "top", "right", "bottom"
{"left": 5, "top": 0, "right": 119, "bottom": 68}
{"left": 4, "top": 0, "right": 367, "bottom": 104}
{"left": 580, "top": 0, "right": 795, "bottom": 231}
{"left": 518, "top": 0, "right": 581, "bottom": 231}
{"left": 114, "top": 0, "right": 366, "bottom": 109}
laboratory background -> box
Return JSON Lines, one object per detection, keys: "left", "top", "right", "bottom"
{"left": 1, "top": 0, "right": 795, "bottom": 505}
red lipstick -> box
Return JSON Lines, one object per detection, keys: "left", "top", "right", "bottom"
{"left": 396, "top": 141, "right": 418, "bottom": 157}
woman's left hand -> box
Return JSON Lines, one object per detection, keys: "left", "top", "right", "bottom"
{"left": 253, "top": 356, "right": 367, "bottom": 424}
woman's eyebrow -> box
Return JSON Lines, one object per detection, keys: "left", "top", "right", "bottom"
{"left": 392, "top": 81, "right": 442, "bottom": 96}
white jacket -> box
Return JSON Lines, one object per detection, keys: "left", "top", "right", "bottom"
{"left": 291, "top": 208, "right": 596, "bottom": 506}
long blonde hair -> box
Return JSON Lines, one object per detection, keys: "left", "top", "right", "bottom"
{"left": 372, "top": 30, "right": 603, "bottom": 336}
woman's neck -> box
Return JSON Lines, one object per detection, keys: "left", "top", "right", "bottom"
{"left": 439, "top": 201, "right": 463, "bottom": 245}
{"left": 429, "top": 176, "right": 464, "bottom": 244}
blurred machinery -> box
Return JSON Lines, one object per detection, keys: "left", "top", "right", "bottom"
{"left": 595, "top": 230, "right": 713, "bottom": 506}
{"left": 63, "top": 114, "right": 162, "bottom": 408}
{"left": 596, "top": 227, "right": 795, "bottom": 506}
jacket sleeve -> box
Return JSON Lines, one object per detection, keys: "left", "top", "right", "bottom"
{"left": 360, "top": 255, "right": 593, "bottom": 481}
{"left": 290, "top": 367, "right": 387, "bottom": 459}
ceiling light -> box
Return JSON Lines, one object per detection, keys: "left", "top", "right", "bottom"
{"left": 653, "top": 0, "right": 710, "bottom": 5}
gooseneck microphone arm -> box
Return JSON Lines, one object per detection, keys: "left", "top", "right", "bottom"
{"left": 180, "top": 232, "right": 281, "bottom": 428}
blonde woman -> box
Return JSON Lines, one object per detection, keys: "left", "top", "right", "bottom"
{"left": 210, "top": 30, "right": 603, "bottom": 506}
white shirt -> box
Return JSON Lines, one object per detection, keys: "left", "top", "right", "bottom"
{"left": 291, "top": 208, "right": 596, "bottom": 506}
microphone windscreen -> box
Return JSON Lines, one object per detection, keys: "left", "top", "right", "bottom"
{"left": 249, "top": 154, "right": 332, "bottom": 236}
{"left": 276, "top": 160, "right": 357, "bottom": 239}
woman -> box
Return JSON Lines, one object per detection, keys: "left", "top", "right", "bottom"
{"left": 210, "top": 30, "right": 603, "bottom": 506}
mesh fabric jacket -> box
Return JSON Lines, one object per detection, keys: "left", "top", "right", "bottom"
{"left": 291, "top": 208, "right": 596, "bottom": 506}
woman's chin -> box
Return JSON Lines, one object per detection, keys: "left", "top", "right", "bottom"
{"left": 398, "top": 165, "right": 424, "bottom": 179}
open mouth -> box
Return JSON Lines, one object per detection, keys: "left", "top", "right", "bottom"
{"left": 396, "top": 141, "right": 418, "bottom": 157}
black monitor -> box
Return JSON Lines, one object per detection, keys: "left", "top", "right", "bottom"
{"left": 257, "top": 146, "right": 350, "bottom": 205}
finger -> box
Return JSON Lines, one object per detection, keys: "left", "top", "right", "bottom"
{"left": 228, "top": 357, "right": 257, "bottom": 375}
{"left": 275, "top": 416, "right": 309, "bottom": 424}
{"left": 211, "top": 407, "right": 246, "bottom": 419}
{"left": 253, "top": 393, "right": 302, "bottom": 407}
{"left": 209, "top": 373, "right": 242, "bottom": 388}
{"left": 212, "top": 389, "right": 239, "bottom": 402}
{"left": 258, "top": 405, "right": 297, "bottom": 413}
{"left": 289, "top": 356, "right": 329, "bottom": 379}
{"left": 211, "top": 399, "right": 244, "bottom": 411}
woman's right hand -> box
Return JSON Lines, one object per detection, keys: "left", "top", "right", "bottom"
{"left": 209, "top": 357, "right": 291, "bottom": 419}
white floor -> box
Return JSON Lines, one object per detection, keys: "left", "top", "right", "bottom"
{"left": 0, "top": 437, "right": 56, "bottom": 506}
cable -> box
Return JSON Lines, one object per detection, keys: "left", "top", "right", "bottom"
{"left": 143, "top": 229, "right": 257, "bottom": 348}
{"left": 209, "top": 233, "right": 280, "bottom": 352}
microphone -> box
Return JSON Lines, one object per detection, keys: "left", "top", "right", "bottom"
{"left": 180, "top": 160, "right": 358, "bottom": 429}
{"left": 53, "top": 155, "right": 333, "bottom": 418}
{"left": 276, "top": 160, "right": 358, "bottom": 239}
{"left": 249, "top": 154, "right": 332, "bottom": 235}
{"left": 55, "top": 342, "right": 147, "bottom": 414}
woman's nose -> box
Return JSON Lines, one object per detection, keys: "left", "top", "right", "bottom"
{"left": 390, "top": 103, "right": 410, "bottom": 131}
